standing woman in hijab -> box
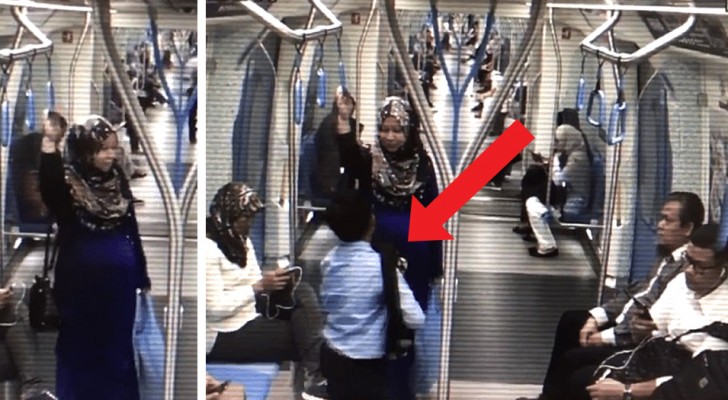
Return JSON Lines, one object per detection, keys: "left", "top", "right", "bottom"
{"left": 337, "top": 96, "right": 443, "bottom": 400}
{"left": 39, "top": 114, "right": 150, "bottom": 399}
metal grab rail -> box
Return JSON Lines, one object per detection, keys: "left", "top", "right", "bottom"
{"left": 0, "top": 0, "right": 91, "bottom": 12}
{"left": 91, "top": 1, "right": 186, "bottom": 399}
{"left": 0, "top": 7, "right": 53, "bottom": 63}
{"left": 68, "top": 10, "right": 91, "bottom": 117}
{"left": 579, "top": 9, "right": 696, "bottom": 65}
{"left": 238, "top": 0, "right": 342, "bottom": 44}
{"left": 354, "top": 0, "right": 377, "bottom": 140}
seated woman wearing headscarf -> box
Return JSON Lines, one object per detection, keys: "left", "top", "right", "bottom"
{"left": 205, "top": 182, "right": 328, "bottom": 400}
{"left": 515, "top": 124, "right": 591, "bottom": 258}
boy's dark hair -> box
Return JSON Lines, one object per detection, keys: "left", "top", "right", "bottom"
{"left": 324, "top": 193, "right": 372, "bottom": 242}
{"left": 46, "top": 111, "right": 68, "bottom": 134}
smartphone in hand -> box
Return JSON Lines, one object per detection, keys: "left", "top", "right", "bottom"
{"left": 624, "top": 289, "right": 652, "bottom": 319}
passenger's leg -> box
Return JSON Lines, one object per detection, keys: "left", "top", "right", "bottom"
{"left": 320, "top": 341, "right": 388, "bottom": 400}
{"left": 289, "top": 282, "right": 324, "bottom": 377}
{"left": 3, "top": 303, "right": 55, "bottom": 397}
{"left": 565, "top": 363, "right": 601, "bottom": 400}
{"left": 525, "top": 197, "right": 558, "bottom": 255}
{"left": 548, "top": 345, "right": 624, "bottom": 400}
{"left": 206, "top": 317, "right": 297, "bottom": 363}
{"left": 540, "top": 310, "right": 591, "bottom": 399}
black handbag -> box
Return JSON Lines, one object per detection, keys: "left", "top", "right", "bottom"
{"left": 374, "top": 239, "right": 415, "bottom": 360}
{"left": 29, "top": 224, "right": 60, "bottom": 332}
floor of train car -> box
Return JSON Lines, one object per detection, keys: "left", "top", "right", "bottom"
{"left": 265, "top": 42, "right": 600, "bottom": 399}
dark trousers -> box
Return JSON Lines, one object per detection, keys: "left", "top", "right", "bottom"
{"left": 207, "top": 283, "right": 323, "bottom": 375}
{"left": 320, "top": 342, "right": 389, "bottom": 400}
{"left": 541, "top": 310, "right": 629, "bottom": 400}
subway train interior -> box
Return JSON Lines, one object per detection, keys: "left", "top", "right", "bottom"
{"left": 207, "top": 0, "right": 728, "bottom": 399}
{"left": 0, "top": 0, "right": 197, "bottom": 399}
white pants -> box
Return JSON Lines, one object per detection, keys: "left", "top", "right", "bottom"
{"left": 525, "top": 196, "right": 558, "bottom": 252}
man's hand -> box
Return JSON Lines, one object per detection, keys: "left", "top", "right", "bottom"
{"left": 579, "top": 317, "right": 600, "bottom": 347}
{"left": 630, "top": 313, "right": 657, "bottom": 343}
{"left": 0, "top": 287, "right": 11, "bottom": 309}
{"left": 586, "top": 378, "right": 626, "bottom": 400}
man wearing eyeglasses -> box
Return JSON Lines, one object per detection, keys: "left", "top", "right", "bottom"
{"left": 584, "top": 223, "right": 728, "bottom": 400}
{"left": 518, "top": 192, "right": 705, "bottom": 400}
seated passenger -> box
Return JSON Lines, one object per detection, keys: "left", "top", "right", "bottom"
{"left": 319, "top": 194, "right": 425, "bottom": 400}
{"left": 581, "top": 223, "right": 728, "bottom": 400}
{"left": 205, "top": 182, "right": 328, "bottom": 400}
{"left": 516, "top": 124, "right": 591, "bottom": 257}
{"left": 517, "top": 192, "right": 704, "bottom": 400}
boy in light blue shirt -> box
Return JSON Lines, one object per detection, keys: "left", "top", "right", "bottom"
{"left": 319, "top": 195, "right": 424, "bottom": 400}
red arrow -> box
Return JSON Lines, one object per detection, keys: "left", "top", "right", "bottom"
{"left": 408, "top": 120, "right": 534, "bottom": 242}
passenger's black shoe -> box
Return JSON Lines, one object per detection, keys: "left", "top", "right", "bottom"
{"left": 21, "top": 378, "right": 58, "bottom": 400}
{"left": 512, "top": 225, "right": 532, "bottom": 235}
{"left": 301, "top": 376, "right": 328, "bottom": 400}
{"left": 471, "top": 102, "right": 484, "bottom": 112}
{"left": 528, "top": 247, "right": 559, "bottom": 258}
{"left": 131, "top": 170, "right": 147, "bottom": 179}
{"left": 521, "top": 233, "right": 536, "bottom": 242}
{"left": 132, "top": 197, "right": 145, "bottom": 204}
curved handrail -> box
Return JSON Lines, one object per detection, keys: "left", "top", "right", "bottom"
{"left": 238, "top": 0, "right": 342, "bottom": 44}
{"left": 580, "top": 11, "right": 696, "bottom": 65}
{"left": 68, "top": 9, "right": 91, "bottom": 117}
{"left": 0, "top": 7, "right": 53, "bottom": 62}
{"left": 91, "top": 2, "right": 185, "bottom": 399}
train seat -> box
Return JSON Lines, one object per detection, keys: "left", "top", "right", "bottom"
{"left": 207, "top": 363, "right": 280, "bottom": 400}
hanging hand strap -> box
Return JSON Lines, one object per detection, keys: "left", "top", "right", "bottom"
{"left": 316, "top": 38, "right": 327, "bottom": 108}
{"left": 25, "top": 58, "right": 36, "bottom": 132}
{"left": 45, "top": 52, "right": 55, "bottom": 112}
{"left": 293, "top": 44, "right": 304, "bottom": 126}
{"left": 1, "top": 63, "right": 11, "bottom": 147}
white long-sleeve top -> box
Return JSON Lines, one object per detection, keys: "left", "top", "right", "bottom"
{"left": 205, "top": 237, "right": 261, "bottom": 354}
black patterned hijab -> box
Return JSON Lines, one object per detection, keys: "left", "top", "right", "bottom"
{"left": 65, "top": 116, "right": 130, "bottom": 231}
{"left": 207, "top": 182, "right": 264, "bottom": 267}
{"left": 373, "top": 96, "right": 431, "bottom": 209}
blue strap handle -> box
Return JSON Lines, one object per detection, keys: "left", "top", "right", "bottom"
{"left": 2, "top": 98, "right": 10, "bottom": 147}
{"left": 316, "top": 67, "right": 327, "bottom": 108}
{"left": 338, "top": 60, "right": 347, "bottom": 91}
{"left": 46, "top": 54, "right": 55, "bottom": 112}
{"left": 586, "top": 89, "right": 606, "bottom": 127}
{"left": 294, "top": 75, "right": 304, "bottom": 125}
{"left": 47, "top": 81, "right": 55, "bottom": 112}
{"left": 26, "top": 87, "right": 36, "bottom": 132}
{"left": 606, "top": 101, "right": 627, "bottom": 145}
{"left": 576, "top": 78, "right": 586, "bottom": 111}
